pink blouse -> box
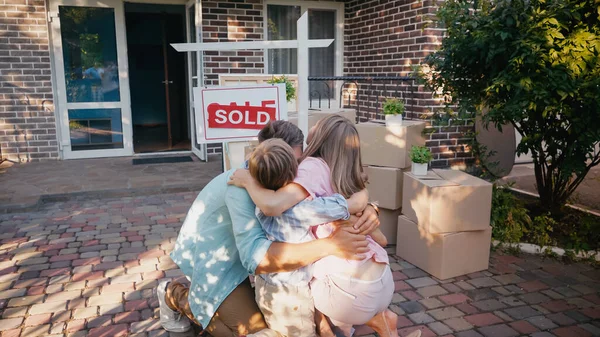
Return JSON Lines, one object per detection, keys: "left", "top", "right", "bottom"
{"left": 293, "top": 157, "right": 389, "bottom": 279}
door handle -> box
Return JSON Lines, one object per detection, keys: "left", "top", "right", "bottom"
{"left": 162, "top": 80, "right": 173, "bottom": 84}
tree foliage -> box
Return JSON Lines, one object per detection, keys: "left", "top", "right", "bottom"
{"left": 423, "top": 0, "right": 600, "bottom": 211}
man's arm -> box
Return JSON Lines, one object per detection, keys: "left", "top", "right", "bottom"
{"left": 255, "top": 226, "right": 369, "bottom": 274}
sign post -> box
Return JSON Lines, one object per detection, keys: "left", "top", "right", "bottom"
{"left": 171, "top": 11, "right": 333, "bottom": 144}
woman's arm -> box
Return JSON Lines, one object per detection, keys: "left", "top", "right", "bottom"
{"left": 346, "top": 189, "right": 369, "bottom": 214}
{"left": 228, "top": 169, "right": 308, "bottom": 216}
{"left": 255, "top": 226, "right": 369, "bottom": 274}
{"left": 368, "top": 228, "right": 388, "bottom": 247}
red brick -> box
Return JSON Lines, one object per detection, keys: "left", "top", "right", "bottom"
{"left": 552, "top": 326, "right": 592, "bottom": 337}
{"left": 394, "top": 281, "right": 412, "bottom": 291}
{"left": 72, "top": 271, "right": 104, "bottom": 282}
{"left": 27, "top": 286, "right": 45, "bottom": 295}
{"left": 125, "top": 299, "right": 148, "bottom": 311}
{"left": 455, "top": 303, "right": 479, "bottom": 315}
{"left": 401, "top": 290, "right": 422, "bottom": 301}
{"left": 392, "top": 271, "right": 408, "bottom": 280}
{"left": 88, "top": 324, "right": 129, "bottom": 337}
{"left": 580, "top": 307, "right": 600, "bottom": 319}
{"left": 114, "top": 311, "right": 140, "bottom": 324}
{"left": 541, "top": 300, "right": 577, "bottom": 313}
{"left": 40, "top": 267, "right": 70, "bottom": 277}
{"left": 398, "top": 325, "right": 436, "bottom": 337}
{"left": 72, "top": 257, "right": 101, "bottom": 267}
{"left": 509, "top": 320, "right": 539, "bottom": 334}
{"left": 464, "top": 313, "right": 504, "bottom": 327}
{"left": 24, "top": 313, "right": 51, "bottom": 326}
{"left": 519, "top": 280, "right": 550, "bottom": 292}
{"left": 396, "top": 315, "right": 413, "bottom": 328}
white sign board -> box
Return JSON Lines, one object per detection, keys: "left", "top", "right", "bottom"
{"left": 193, "top": 84, "right": 287, "bottom": 143}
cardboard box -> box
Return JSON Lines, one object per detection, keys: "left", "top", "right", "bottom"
{"left": 244, "top": 145, "right": 256, "bottom": 160}
{"left": 356, "top": 120, "right": 426, "bottom": 169}
{"left": 288, "top": 109, "right": 356, "bottom": 129}
{"left": 378, "top": 208, "right": 403, "bottom": 245}
{"left": 365, "top": 166, "right": 408, "bottom": 210}
{"left": 396, "top": 215, "right": 491, "bottom": 280}
{"left": 402, "top": 169, "right": 492, "bottom": 233}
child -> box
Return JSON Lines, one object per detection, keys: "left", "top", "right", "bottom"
{"left": 247, "top": 139, "right": 367, "bottom": 337}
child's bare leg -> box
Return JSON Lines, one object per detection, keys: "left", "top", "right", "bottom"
{"left": 365, "top": 310, "right": 399, "bottom": 337}
{"left": 315, "top": 309, "right": 335, "bottom": 337}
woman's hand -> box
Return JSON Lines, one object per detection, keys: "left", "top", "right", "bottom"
{"left": 352, "top": 204, "right": 380, "bottom": 235}
{"left": 227, "top": 169, "right": 253, "bottom": 188}
{"left": 326, "top": 226, "right": 369, "bottom": 260}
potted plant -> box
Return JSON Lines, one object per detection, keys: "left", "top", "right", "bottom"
{"left": 410, "top": 145, "right": 432, "bottom": 175}
{"left": 382, "top": 98, "right": 405, "bottom": 126}
{"left": 267, "top": 75, "right": 296, "bottom": 103}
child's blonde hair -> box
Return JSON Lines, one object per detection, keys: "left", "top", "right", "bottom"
{"left": 301, "top": 115, "right": 366, "bottom": 198}
{"left": 248, "top": 138, "right": 298, "bottom": 190}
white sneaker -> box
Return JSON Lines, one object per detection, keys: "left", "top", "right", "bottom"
{"left": 157, "top": 280, "right": 192, "bottom": 332}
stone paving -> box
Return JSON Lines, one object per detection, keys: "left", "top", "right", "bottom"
{"left": 0, "top": 155, "right": 221, "bottom": 213}
{"left": 0, "top": 192, "right": 598, "bottom": 337}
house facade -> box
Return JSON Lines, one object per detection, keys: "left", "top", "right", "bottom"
{"left": 0, "top": 0, "right": 472, "bottom": 168}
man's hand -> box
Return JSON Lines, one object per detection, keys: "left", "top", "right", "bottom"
{"left": 326, "top": 226, "right": 369, "bottom": 260}
{"left": 352, "top": 204, "right": 380, "bottom": 235}
{"left": 227, "top": 169, "right": 253, "bottom": 188}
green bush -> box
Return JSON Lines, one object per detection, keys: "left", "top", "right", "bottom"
{"left": 422, "top": 0, "right": 600, "bottom": 211}
{"left": 410, "top": 145, "right": 432, "bottom": 164}
{"left": 382, "top": 98, "right": 405, "bottom": 116}
{"left": 267, "top": 75, "right": 296, "bottom": 103}
{"left": 490, "top": 185, "right": 531, "bottom": 246}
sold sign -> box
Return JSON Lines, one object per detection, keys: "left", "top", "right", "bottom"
{"left": 207, "top": 100, "right": 277, "bottom": 130}
{"left": 194, "top": 84, "right": 287, "bottom": 143}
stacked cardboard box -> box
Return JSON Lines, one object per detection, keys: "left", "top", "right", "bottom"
{"left": 356, "top": 120, "right": 426, "bottom": 244}
{"left": 396, "top": 169, "right": 493, "bottom": 280}
{"left": 288, "top": 108, "right": 356, "bottom": 128}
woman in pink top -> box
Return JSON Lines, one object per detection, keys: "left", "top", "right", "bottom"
{"left": 229, "top": 115, "right": 410, "bottom": 337}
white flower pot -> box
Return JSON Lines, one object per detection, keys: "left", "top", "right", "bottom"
{"left": 411, "top": 162, "right": 428, "bottom": 176}
{"left": 385, "top": 114, "right": 403, "bottom": 126}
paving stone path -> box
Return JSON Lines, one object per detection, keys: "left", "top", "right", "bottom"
{"left": 0, "top": 193, "right": 598, "bottom": 337}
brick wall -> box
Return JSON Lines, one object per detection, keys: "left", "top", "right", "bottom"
{"left": 201, "top": 0, "right": 264, "bottom": 154}
{"left": 0, "top": 0, "right": 58, "bottom": 162}
{"left": 344, "top": 0, "right": 473, "bottom": 168}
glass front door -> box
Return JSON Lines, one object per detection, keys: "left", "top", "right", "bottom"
{"left": 50, "top": 0, "right": 133, "bottom": 158}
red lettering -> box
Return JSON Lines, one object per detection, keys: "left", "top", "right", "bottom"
{"left": 206, "top": 101, "right": 277, "bottom": 129}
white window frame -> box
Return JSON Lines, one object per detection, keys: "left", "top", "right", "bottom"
{"left": 263, "top": 0, "right": 344, "bottom": 107}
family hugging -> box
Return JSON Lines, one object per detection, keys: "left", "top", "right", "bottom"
{"left": 157, "top": 115, "right": 421, "bottom": 337}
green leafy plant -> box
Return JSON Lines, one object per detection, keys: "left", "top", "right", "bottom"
{"left": 530, "top": 214, "right": 556, "bottom": 249}
{"left": 267, "top": 75, "right": 296, "bottom": 103}
{"left": 382, "top": 98, "right": 405, "bottom": 116}
{"left": 421, "top": 0, "right": 600, "bottom": 212}
{"left": 490, "top": 184, "right": 531, "bottom": 246}
{"left": 410, "top": 145, "right": 432, "bottom": 164}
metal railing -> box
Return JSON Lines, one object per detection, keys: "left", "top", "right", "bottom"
{"left": 307, "top": 76, "right": 417, "bottom": 120}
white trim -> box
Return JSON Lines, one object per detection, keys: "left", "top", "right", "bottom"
{"left": 48, "top": 0, "right": 134, "bottom": 159}
{"left": 185, "top": 0, "right": 206, "bottom": 161}
{"left": 134, "top": 150, "right": 192, "bottom": 157}
{"left": 263, "top": 0, "right": 344, "bottom": 104}
{"left": 171, "top": 39, "right": 334, "bottom": 52}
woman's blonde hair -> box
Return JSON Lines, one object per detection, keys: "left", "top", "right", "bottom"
{"left": 248, "top": 138, "right": 298, "bottom": 190}
{"left": 301, "top": 115, "right": 366, "bottom": 198}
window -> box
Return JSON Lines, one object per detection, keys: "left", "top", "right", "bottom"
{"left": 264, "top": 1, "right": 343, "bottom": 103}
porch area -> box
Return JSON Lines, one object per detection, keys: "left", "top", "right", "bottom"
{"left": 0, "top": 155, "right": 222, "bottom": 214}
